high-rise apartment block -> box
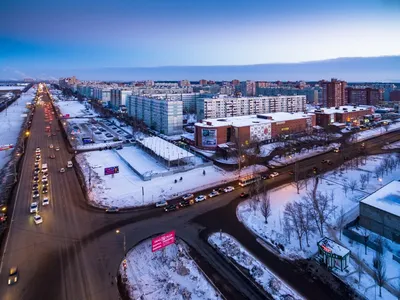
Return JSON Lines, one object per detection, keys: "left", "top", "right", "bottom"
{"left": 196, "top": 95, "right": 306, "bottom": 120}
{"left": 199, "top": 79, "right": 208, "bottom": 85}
{"left": 179, "top": 80, "right": 191, "bottom": 87}
{"left": 320, "top": 78, "right": 347, "bottom": 107}
{"left": 346, "top": 87, "right": 383, "bottom": 106}
{"left": 126, "top": 95, "right": 183, "bottom": 135}
{"left": 110, "top": 89, "right": 132, "bottom": 109}
{"left": 240, "top": 80, "right": 256, "bottom": 96}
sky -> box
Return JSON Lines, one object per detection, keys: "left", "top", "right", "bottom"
{"left": 0, "top": 0, "right": 400, "bottom": 79}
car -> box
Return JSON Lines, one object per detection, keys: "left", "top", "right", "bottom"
{"left": 240, "top": 192, "right": 249, "bottom": 198}
{"left": 42, "top": 170, "right": 48, "bottom": 176}
{"left": 105, "top": 133, "right": 113, "bottom": 138}
{"left": 261, "top": 174, "right": 268, "bottom": 180}
{"left": 326, "top": 160, "right": 333, "bottom": 165}
{"left": 35, "top": 157, "right": 40, "bottom": 162}
{"left": 33, "top": 169, "right": 40, "bottom": 175}
{"left": 195, "top": 195, "right": 206, "bottom": 202}
{"left": 269, "top": 172, "right": 280, "bottom": 178}
{"left": 223, "top": 186, "right": 235, "bottom": 193}
{"left": 55, "top": 146, "right": 60, "bottom": 151}
{"left": 321, "top": 159, "right": 327, "bottom": 163}
{"left": 33, "top": 214, "right": 43, "bottom": 225}
{"left": 42, "top": 197, "right": 49, "bottom": 205}
{"left": 42, "top": 181, "right": 48, "bottom": 187}
{"left": 112, "top": 127, "right": 117, "bottom": 130}
{"left": 49, "top": 154, "right": 55, "bottom": 159}
{"left": 35, "top": 147, "right": 41, "bottom": 153}
{"left": 117, "top": 130, "right": 123, "bottom": 134}
{"left": 32, "top": 190, "right": 40, "bottom": 199}
{"left": 312, "top": 167, "right": 319, "bottom": 174}
{"left": 182, "top": 193, "right": 194, "bottom": 201}
{"left": 164, "top": 204, "right": 179, "bottom": 212}
{"left": 155, "top": 200, "right": 168, "bottom": 207}
{"left": 8, "top": 267, "right": 18, "bottom": 285}
{"left": 33, "top": 176, "right": 39, "bottom": 183}
{"left": 333, "top": 148, "right": 340, "bottom": 153}
{"left": 179, "top": 199, "right": 194, "bottom": 207}
{"left": 34, "top": 162, "right": 39, "bottom": 167}
{"left": 49, "top": 144, "right": 54, "bottom": 149}
{"left": 60, "top": 168, "right": 65, "bottom": 173}
{"left": 94, "top": 131, "right": 102, "bottom": 135}
{"left": 30, "top": 202, "right": 38, "bottom": 213}
{"left": 208, "top": 190, "right": 220, "bottom": 198}
{"left": 105, "top": 206, "right": 119, "bottom": 213}
{"left": 32, "top": 183, "right": 39, "bottom": 191}
{"left": 42, "top": 187, "right": 48, "bottom": 194}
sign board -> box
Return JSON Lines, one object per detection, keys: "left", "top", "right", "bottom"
{"left": 64, "top": 114, "right": 70, "bottom": 118}
{"left": 82, "top": 137, "right": 93, "bottom": 144}
{"left": 104, "top": 166, "right": 119, "bottom": 176}
{"left": 151, "top": 230, "right": 176, "bottom": 252}
{"left": 0, "top": 144, "right": 14, "bottom": 151}
{"left": 201, "top": 129, "right": 217, "bottom": 146}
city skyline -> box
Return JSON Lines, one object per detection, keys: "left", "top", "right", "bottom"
{"left": 1, "top": 0, "right": 400, "bottom": 79}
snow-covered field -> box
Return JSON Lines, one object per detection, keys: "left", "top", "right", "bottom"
{"left": 0, "top": 88, "right": 34, "bottom": 170}
{"left": 0, "top": 86, "right": 25, "bottom": 91}
{"left": 269, "top": 143, "right": 340, "bottom": 166}
{"left": 350, "top": 122, "right": 400, "bottom": 143}
{"left": 237, "top": 153, "right": 400, "bottom": 259}
{"left": 55, "top": 100, "right": 98, "bottom": 118}
{"left": 121, "top": 238, "right": 222, "bottom": 300}
{"left": 77, "top": 149, "right": 267, "bottom": 207}
{"left": 208, "top": 232, "right": 303, "bottom": 300}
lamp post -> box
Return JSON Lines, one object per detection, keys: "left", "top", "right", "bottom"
{"left": 116, "top": 229, "right": 126, "bottom": 258}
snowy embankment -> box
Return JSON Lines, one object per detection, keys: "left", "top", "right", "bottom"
{"left": 350, "top": 122, "right": 400, "bottom": 143}
{"left": 0, "top": 88, "right": 34, "bottom": 170}
{"left": 77, "top": 149, "right": 267, "bottom": 208}
{"left": 76, "top": 141, "right": 123, "bottom": 151}
{"left": 383, "top": 141, "right": 400, "bottom": 150}
{"left": 121, "top": 238, "right": 222, "bottom": 300}
{"left": 208, "top": 232, "right": 303, "bottom": 300}
{"left": 238, "top": 154, "right": 400, "bottom": 259}
{"left": 55, "top": 100, "right": 98, "bottom": 118}
{"left": 269, "top": 143, "right": 340, "bottom": 167}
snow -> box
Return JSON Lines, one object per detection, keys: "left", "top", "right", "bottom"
{"left": 383, "top": 141, "right": 400, "bottom": 150}
{"left": 0, "top": 86, "right": 25, "bottom": 91}
{"left": 208, "top": 232, "right": 303, "bottom": 300}
{"left": 309, "top": 106, "right": 369, "bottom": 115}
{"left": 54, "top": 100, "right": 99, "bottom": 118}
{"left": 138, "top": 136, "right": 194, "bottom": 161}
{"left": 237, "top": 153, "right": 400, "bottom": 259}
{"left": 318, "top": 237, "right": 350, "bottom": 258}
{"left": 350, "top": 122, "right": 400, "bottom": 143}
{"left": 0, "top": 88, "right": 34, "bottom": 170}
{"left": 76, "top": 141, "right": 123, "bottom": 151}
{"left": 76, "top": 149, "right": 267, "bottom": 207}
{"left": 360, "top": 180, "right": 400, "bottom": 217}
{"left": 255, "top": 143, "right": 284, "bottom": 157}
{"left": 269, "top": 143, "right": 340, "bottom": 166}
{"left": 122, "top": 238, "right": 222, "bottom": 300}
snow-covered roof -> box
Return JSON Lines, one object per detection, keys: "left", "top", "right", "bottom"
{"left": 196, "top": 112, "right": 314, "bottom": 128}
{"left": 361, "top": 180, "right": 400, "bottom": 217}
{"left": 137, "top": 136, "right": 194, "bottom": 161}
{"left": 310, "top": 106, "right": 369, "bottom": 115}
{"left": 318, "top": 237, "right": 350, "bottom": 257}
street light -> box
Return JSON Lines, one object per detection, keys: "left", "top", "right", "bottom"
{"left": 378, "top": 178, "right": 383, "bottom": 186}
{"left": 25, "top": 131, "right": 30, "bottom": 137}
{"left": 116, "top": 229, "right": 126, "bottom": 258}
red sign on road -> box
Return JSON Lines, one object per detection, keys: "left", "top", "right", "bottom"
{"left": 151, "top": 231, "right": 176, "bottom": 252}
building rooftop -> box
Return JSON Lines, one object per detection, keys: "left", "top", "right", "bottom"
{"left": 196, "top": 112, "right": 314, "bottom": 128}
{"left": 361, "top": 180, "right": 400, "bottom": 217}
{"left": 309, "top": 106, "right": 369, "bottom": 115}
{"left": 318, "top": 237, "right": 350, "bottom": 258}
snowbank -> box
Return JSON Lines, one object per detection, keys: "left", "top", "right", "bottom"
{"left": 55, "top": 100, "right": 98, "bottom": 118}
{"left": 350, "top": 122, "right": 400, "bottom": 143}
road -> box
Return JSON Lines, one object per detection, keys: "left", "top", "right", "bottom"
{"left": 0, "top": 86, "right": 399, "bottom": 300}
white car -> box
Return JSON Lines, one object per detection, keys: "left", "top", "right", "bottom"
{"left": 155, "top": 200, "right": 168, "bottom": 208}
{"left": 182, "top": 193, "right": 194, "bottom": 201}
{"left": 208, "top": 191, "right": 219, "bottom": 198}
{"left": 60, "top": 168, "right": 65, "bottom": 173}
{"left": 35, "top": 147, "right": 41, "bottom": 153}
{"left": 223, "top": 186, "right": 235, "bottom": 193}
{"left": 49, "top": 144, "right": 54, "bottom": 149}
{"left": 42, "top": 197, "right": 50, "bottom": 206}
{"left": 195, "top": 195, "right": 206, "bottom": 202}
{"left": 42, "top": 176, "right": 48, "bottom": 182}
{"left": 30, "top": 202, "right": 38, "bottom": 213}
{"left": 55, "top": 146, "right": 60, "bottom": 151}
{"left": 33, "top": 215, "right": 43, "bottom": 225}
{"left": 269, "top": 172, "right": 280, "bottom": 178}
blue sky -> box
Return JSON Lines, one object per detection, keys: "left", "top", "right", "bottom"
{"left": 1, "top": 0, "right": 399, "bottom": 79}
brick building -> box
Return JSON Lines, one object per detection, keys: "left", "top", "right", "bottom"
{"left": 320, "top": 78, "right": 347, "bottom": 107}
{"left": 194, "top": 112, "right": 316, "bottom": 150}
{"left": 390, "top": 90, "right": 400, "bottom": 102}
{"left": 346, "top": 87, "right": 383, "bottom": 106}
{"left": 310, "top": 106, "right": 373, "bottom": 127}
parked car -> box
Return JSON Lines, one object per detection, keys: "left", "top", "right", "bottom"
{"left": 105, "top": 206, "right": 119, "bottom": 213}
{"left": 333, "top": 148, "right": 340, "bottom": 153}
{"left": 179, "top": 199, "right": 194, "bottom": 207}
{"left": 60, "top": 168, "right": 65, "bottom": 173}
{"left": 164, "top": 204, "right": 179, "bottom": 212}
{"left": 208, "top": 190, "right": 219, "bottom": 198}
{"left": 195, "top": 195, "right": 206, "bottom": 202}
{"left": 223, "top": 186, "right": 235, "bottom": 193}
{"left": 181, "top": 193, "right": 194, "bottom": 201}
{"left": 155, "top": 200, "right": 168, "bottom": 208}
{"left": 269, "top": 172, "right": 280, "bottom": 178}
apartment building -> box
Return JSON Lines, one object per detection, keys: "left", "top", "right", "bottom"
{"left": 110, "top": 89, "right": 132, "bottom": 109}
{"left": 196, "top": 95, "right": 306, "bottom": 120}
{"left": 320, "top": 78, "right": 347, "bottom": 107}
{"left": 240, "top": 80, "right": 256, "bottom": 96}
{"left": 126, "top": 95, "right": 183, "bottom": 135}
{"left": 346, "top": 87, "right": 383, "bottom": 106}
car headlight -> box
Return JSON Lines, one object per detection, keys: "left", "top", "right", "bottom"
{"left": 8, "top": 279, "right": 11, "bottom": 284}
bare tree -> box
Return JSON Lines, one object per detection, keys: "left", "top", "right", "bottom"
{"left": 383, "top": 123, "right": 391, "bottom": 133}
{"left": 360, "top": 227, "right": 370, "bottom": 255}
{"left": 359, "top": 174, "right": 368, "bottom": 190}
{"left": 284, "top": 201, "right": 305, "bottom": 250}
{"left": 336, "top": 206, "right": 346, "bottom": 241}
{"left": 342, "top": 183, "right": 349, "bottom": 196}
{"left": 373, "top": 252, "right": 387, "bottom": 297}
{"left": 348, "top": 179, "right": 358, "bottom": 193}
{"left": 259, "top": 191, "right": 272, "bottom": 224}
{"left": 356, "top": 248, "right": 363, "bottom": 288}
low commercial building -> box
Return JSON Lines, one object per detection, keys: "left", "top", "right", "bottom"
{"left": 360, "top": 180, "right": 400, "bottom": 243}
{"left": 194, "top": 112, "right": 315, "bottom": 149}
{"left": 310, "top": 106, "right": 373, "bottom": 127}
{"left": 317, "top": 237, "right": 350, "bottom": 271}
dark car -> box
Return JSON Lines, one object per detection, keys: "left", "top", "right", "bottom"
{"left": 164, "top": 204, "right": 179, "bottom": 212}
{"left": 8, "top": 267, "right": 18, "bottom": 285}
{"left": 179, "top": 199, "right": 194, "bottom": 208}
{"left": 32, "top": 183, "right": 39, "bottom": 191}
{"left": 105, "top": 206, "right": 119, "bottom": 213}
{"left": 261, "top": 174, "right": 268, "bottom": 180}
{"left": 240, "top": 192, "right": 249, "bottom": 198}
{"left": 42, "top": 187, "right": 48, "bottom": 194}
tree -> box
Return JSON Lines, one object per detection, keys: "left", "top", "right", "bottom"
{"left": 348, "top": 179, "right": 358, "bottom": 193}
{"left": 383, "top": 123, "right": 391, "bottom": 133}
{"left": 284, "top": 201, "right": 305, "bottom": 250}
{"left": 360, "top": 227, "right": 370, "bottom": 255}
{"left": 342, "top": 183, "right": 349, "bottom": 196}
{"left": 259, "top": 191, "right": 272, "bottom": 224}
{"left": 336, "top": 206, "right": 346, "bottom": 241}
{"left": 373, "top": 252, "right": 387, "bottom": 297}
{"left": 359, "top": 174, "right": 368, "bottom": 190}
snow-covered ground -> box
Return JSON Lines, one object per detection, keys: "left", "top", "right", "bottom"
{"left": 77, "top": 149, "right": 267, "bottom": 207}
{"left": 269, "top": 143, "right": 340, "bottom": 166}
{"left": 383, "top": 141, "right": 400, "bottom": 150}
{"left": 55, "top": 100, "right": 98, "bottom": 118}
{"left": 350, "top": 122, "right": 400, "bottom": 143}
{"left": 208, "top": 232, "right": 303, "bottom": 300}
{"left": 0, "top": 88, "right": 34, "bottom": 170}
{"left": 138, "top": 136, "right": 194, "bottom": 161}
{"left": 0, "top": 86, "right": 26, "bottom": 91}
{"left": 237, "top": 153, "right": 400, "bottom": 259}
{"left": 121, "top": 238, "right": 222, "bottom": 300}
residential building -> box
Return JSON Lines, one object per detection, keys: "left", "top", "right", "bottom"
{"left": 346, "top": 87, "right": 383, "bottom": 106}
{"left": 179, "top": 80, "right": 191, "bottom": 87}
{"left": 110, "top": 89, "right": 132, "bottom": 109}
{"left": 194, "top": 112, "right": 316, "bottom": 149}
{"left": 320, "top": 78, "right": 347, "bottom": 107}
{"left": 241, "top": 80, "right": 256, "bottom": 96}
{"left": 390, "top": 90, "right": 400, "bottom": 102}
{"left": 231, "top": 79, "right": 240, "bottom": 86}
{"left": 196, "top": 95, "right": 306, "bottom": 120}
{"left": 256, "top": 86, "right": 321, "bottom": 104}
{"left": 127, "top": 95, "right": 183, "bottom": 135}
{"left": 199, "top": 79, "right": 208, "bottom": 85}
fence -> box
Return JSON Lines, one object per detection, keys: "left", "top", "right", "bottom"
{"left": 343, "top": 228, "right": 383, "bottom": 254}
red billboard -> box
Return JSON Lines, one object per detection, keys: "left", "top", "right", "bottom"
{"left": 151, "top": 231, "right": 176, "bottom": 252}
{"left": 104, "top": 166, "right": 119, "bottom": 175}
{"left": 0, "top": 144, "right": 14, "bottom": 151}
